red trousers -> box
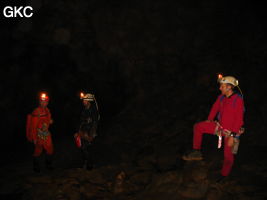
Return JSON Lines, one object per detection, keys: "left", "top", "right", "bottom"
{"left": 193, "top": 121, "right": 234, "bottom": 176}
{"left": 33, "top": 134, "right": 54, "bottom": 157}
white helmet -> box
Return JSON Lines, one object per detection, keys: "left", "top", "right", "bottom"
{"left": 218, "top": 75, "right": 239, "bottom": 87}
{"left": 80, "top": 92, "right": 95, "bottom": 101}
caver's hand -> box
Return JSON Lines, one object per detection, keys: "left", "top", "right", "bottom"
{"left": 223, "top": 129, "right": 231, "bottom": 136}
{"left": 74, "top": 132, "right": 79, "bottom": 138}
{"left": 205, "top": 120, "right": 213, "bottom": 123}
{"left": 238, "top": 127, "right": 245, "bottom": 135}
{"left": 88, "top": 135, "right": 94, "bottom": 142}
{"left": 227, "top": 136, "right": 234, "bottom": 147}
{"left": 83, "top": 133, "right": 94, "bottom": 142}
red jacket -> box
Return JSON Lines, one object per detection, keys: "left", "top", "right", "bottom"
{"left": 208, "top": 93, "right": 244, "bottom": 133}
{"left": 26, "top": 107, "right": 51, "bottom": 142}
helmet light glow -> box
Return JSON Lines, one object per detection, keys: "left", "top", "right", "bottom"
{"left": 80, "top": 92, "right": 84, "bottom": 99}
{"left": 40, "top": 93, "right": 49, "bottom": 101}
{"left": 217, "top": 73, "right": 223, "bottom": 83}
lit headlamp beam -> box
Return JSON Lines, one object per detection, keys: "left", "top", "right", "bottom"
{"left": 218, "top": 74, "right": 223, "bottom": 79}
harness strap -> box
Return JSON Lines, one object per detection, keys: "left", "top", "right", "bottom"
{"left": 214, "top": 122, "right": 231, "bottom": 149}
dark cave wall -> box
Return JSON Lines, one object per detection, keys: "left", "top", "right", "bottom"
{"left": 1, "top": 0, "right": 267, "bottom": 149}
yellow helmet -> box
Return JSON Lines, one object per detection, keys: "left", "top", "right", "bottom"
{"left": 217, "top": 74, "right": 239, "bottom": 87}
{"left": 80, "top": 92, "right": 95, "bottom": 101}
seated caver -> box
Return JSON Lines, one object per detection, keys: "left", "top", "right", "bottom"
{"left": 182, "top": 74, "right": 245, "bottom": 182}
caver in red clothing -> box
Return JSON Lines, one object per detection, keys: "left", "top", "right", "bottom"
{"left": 30, "top": 108, "right": 54, "bottom": 156}
{"left": 26, "top": 93, "right": 54, "bottom": 172}
{"left": 183, "top": 75, "right": 245, "bottom": 179}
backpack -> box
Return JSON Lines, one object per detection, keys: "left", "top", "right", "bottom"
{"left": 26, "top": 114, "right": 34, "bottom": 142}
{"left": 26, "top": 109, "right": 41, "bottom": 142}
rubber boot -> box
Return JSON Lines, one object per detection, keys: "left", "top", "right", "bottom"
{"left": 87, "top": 155, "right": 94, "bottom": 170}
{"left": 83, "top": 160, "right": 88, "bottom": 170}
{"left": 86, "top": 159, "right": 93, "bottom": 170}
{"left": 45, "top": 154, "right": 54, "bottom": 170}
{"left": 33, "top": 157, "right": 40, "bottom": 173}
{"left": 81, "top": 139, "right": 94, "bottom": 170}
{"left": 83, "top": 160, "right": 93, "bottom": 170}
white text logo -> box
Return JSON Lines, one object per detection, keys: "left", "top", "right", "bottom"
{"left": 3, "top": 6, "right": 33, "bottom": 18}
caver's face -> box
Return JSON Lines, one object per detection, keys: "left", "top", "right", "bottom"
{"left": 40, "top": 100, "right": 48, "bottom": 108}
{"left": 83, "top": 100, "right": 91, "bottom": 108}
{"left": 219, "top": 83, "right": 233, "bottom": 95}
